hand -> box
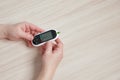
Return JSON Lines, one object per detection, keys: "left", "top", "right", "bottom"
{"left": 0, "top": 22, "right": 44, "bottom": 47}
{"left": 41, "top": 38, "right": 63, "bottom": 70}
{"left": 37, "top": 38, "right": 63, "bottom": 80}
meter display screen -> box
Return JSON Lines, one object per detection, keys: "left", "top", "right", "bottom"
{"left": 32, "top": 30, "right": 57, "bottom": 45}
{"left": 40, "top": 31, "right": 53, "bottom": 42}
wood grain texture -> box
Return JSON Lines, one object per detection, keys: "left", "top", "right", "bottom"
{"left": 0, "top": 0, "right": 120, "bottom": 80}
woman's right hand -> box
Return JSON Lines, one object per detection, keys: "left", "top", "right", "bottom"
{"left": 41, "top": 38, "right": 63, "bottom": 70}
{"left": 37, "top": 38, "right": 63, "bottom": 80}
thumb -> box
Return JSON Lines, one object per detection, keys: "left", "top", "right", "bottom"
{"left": 20, "top": 32, "right": 33, "bottom": 40}
{"left": 44, "top": 42, "right": 52, "bottom": 54}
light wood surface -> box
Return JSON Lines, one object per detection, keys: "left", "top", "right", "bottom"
{"left": 0, "top": 0, "right": 120, "bottom": 80}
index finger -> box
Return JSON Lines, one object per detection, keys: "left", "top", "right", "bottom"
{"left": 25, "top": 22, "right": 45, "bottom": 32}
{"left": 55, "top": 38, "right": 63, "bottom": 48}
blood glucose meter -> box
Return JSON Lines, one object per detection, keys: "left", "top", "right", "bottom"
{"left": 32, "top": 30, "right": 60, "bottom": 47}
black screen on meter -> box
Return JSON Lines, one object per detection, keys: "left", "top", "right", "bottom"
{"left": 40, "top": 31, "right": 53, "bottom": 42}
{"left": 33, "top": 30, "right": 56, "bottom": 45}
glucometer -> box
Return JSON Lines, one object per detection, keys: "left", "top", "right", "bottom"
{"left": 32, "top": 30, "right": 60, "bottom": 47}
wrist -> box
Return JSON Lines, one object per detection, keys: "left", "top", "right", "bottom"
{"left": 41, "top": 63, "right": 57, "bottom": 72}
{"left": 37, "top": 66, "right": 56, "bottom": 80}
{"left": 41, "top": 65, "right": 56, "bottom": 74}
{"left": 0, "top": 24, "right": 8, "bottom": 39}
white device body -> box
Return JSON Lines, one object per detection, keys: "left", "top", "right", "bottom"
{"left": 32, "top": 30, "right": 59, "bottom": 47}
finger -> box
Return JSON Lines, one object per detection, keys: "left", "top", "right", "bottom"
{"left": 25, "top": 39, "right": 33, "bottom": 47}
{"left": 20, "top": 32, "right": 33, "bottom": 40}
{"left": 25, "top": 22, "right": 45, "bottom": 32}
{"left": 55, "top": 38, "right": 63, "bottom": 48}
{"left": 38, "top": 46, "right": 44, "bottom": 55}
{"left": 44, "top": 42, "right": 52, "bottom": 54}
{"left": 31, "top": 31, "right": 37, "bottom": 36}
{"left": 27, "top": 41, "right": 33, "bottom": 47}
{"left": 24, "top": 39, "right": 30, "bottom": 47}
{"left": 41, "top": 45, "right": 46, "bottom": 53}
{"left": 53, "top": 38, "right": 63, "bottom": 54}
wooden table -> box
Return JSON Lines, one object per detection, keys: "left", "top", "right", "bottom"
{"left": 0, "top": 0, "right": 120, "bottom": 80}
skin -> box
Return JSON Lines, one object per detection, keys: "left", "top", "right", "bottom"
{"left": 0, "top": 22, "right": 63, "bottom": 80}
